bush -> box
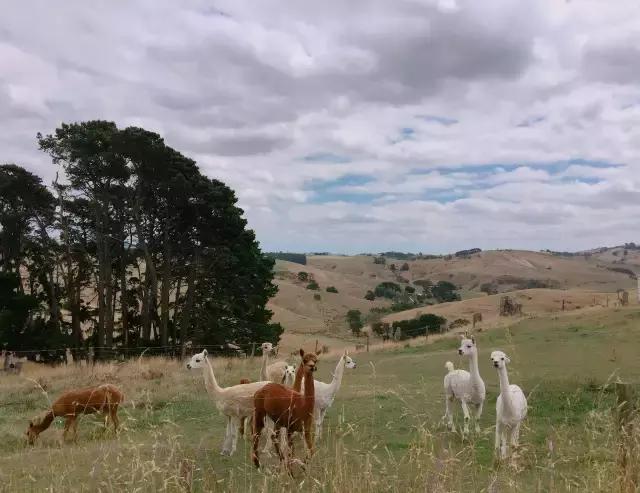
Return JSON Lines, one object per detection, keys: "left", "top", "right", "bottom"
{"left": 389, "top": 263, "right": 397, "bottom": 271}
{"left": 364, "top": 290, "right": 376, "bottom": 301}
{"left": 391, "top": 313, "right": 447, "bottom": 340}
{"left": 374, "top": 282, "right": 402, "bottom": 299}
{"left": 450, "top": 318, "right": 470, "bottom": 329}
{"left": 306, "top": 281, "right": 319, "bottom": 290}
{"left": 400, "top": 262, "right": 410, "bottom": 271}
{"left": 313, "top": 293, "right": 321, "bottom": 301}
{"left": 297, "top": 271, "right": 309, "bottom": 282}
{"left": 326, "top": 286, "right": 338, "bottom": 293}
{"left": 480, "top": 282, "right": 498, "bottom": 295}
{"left": 405, "top": 286, "right": 415, "bottom": 294}
{"left": 346, "top": 309, "right": 363, "bottom": 335}
{"left": 371, "top": 321, "right": 391, "bottom": 337}
{"left": 431, "top": 281, "right": 460, "bottom": 302}
{"left": 373, "top": 256, "right": 386, "bottom": 265}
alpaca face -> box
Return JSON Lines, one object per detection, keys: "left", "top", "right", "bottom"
{"left": 458, "top": 337, "right": 476, "bottom": 357}
{"left": 490, "top": 350, "right": 510, "bottom": 369}
{"left": 260, "top": 342, "right": 275, "bottom": 354}
{"left": 282, "top": 365, "right": 296, "bottom": 384}
{"left": 186, "top": 349, "right": 208, "bottom": 370}
{"left": 26, "top": 417, "right": 42, "bottom": 444}
{"left": 345, "top": 356, "right": 357, "bottom": 369}
{"left": 299, "top": 349, "right": 319, "bottom": 373}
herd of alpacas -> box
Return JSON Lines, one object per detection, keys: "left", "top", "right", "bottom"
{"left": 24, "top": 335, "right": 526, "bottom": 471}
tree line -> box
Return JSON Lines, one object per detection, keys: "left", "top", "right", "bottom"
{"left": 0, "top": 121, "right": 282, "bottom": 358}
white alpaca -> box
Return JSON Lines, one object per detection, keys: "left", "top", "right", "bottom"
{"left": 186, "top": 349, "right": 270, "bottom": 456}
{"left": 443, "top": 336, "right": 486, "bottom": 434}
{"left": 300, "top": 350, "right": 357, "bottom": 437}
{"left": 259, "top": 342, "right": 292, "bottom": 384}
{"left": 491, "top": 350, "right": 527, "bottom": 460}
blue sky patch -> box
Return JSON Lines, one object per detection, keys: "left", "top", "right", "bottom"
{"left": 417, "top": 114, "right": 458, "bottom": 126}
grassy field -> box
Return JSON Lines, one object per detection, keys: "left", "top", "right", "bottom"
{"left": 1, "top": 306, "right": 639, "bottom": 492}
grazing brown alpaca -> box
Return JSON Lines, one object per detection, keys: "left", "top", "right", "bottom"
{"left": 252, "top": 349, "right": 319, "bottom": 469}
{"left": 26, "top": 384, "right": 124, "bottom": 444}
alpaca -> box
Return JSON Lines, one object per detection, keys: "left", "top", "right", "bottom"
{"left": 491, "top": 350, "right": 527, "bottom": 460}
{"left": 186, "top": 349, "right": 271, "bottom": 456}
{"left": 26, "top": 384, "right": 123, "bottom": 444}
{"left": 252, "top": 349, "right": 319, "bottom": 469}
{"left": 443, "top": 335, "right": 486, "bottom": 434}
{"left": 259, "top": 342, "right": 292, "bottom": 384}
{"left": 297, "top": 350, "right": 356, "bottom": 437}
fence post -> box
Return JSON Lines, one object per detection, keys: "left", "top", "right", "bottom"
{"left": 251, "top": 342, "right": 256, "bottom": 358}
{"left": 366, "top": 334, "right": 369, "bottom": 352}
{"left": 616, "top": 382, "right": 638, "bottom": 492}
{"left": 315, "top": 339, "right": 319, "bottom": 353}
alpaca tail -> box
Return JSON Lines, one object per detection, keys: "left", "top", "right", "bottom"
{"left": 445, "top": 361, "right": 455, "bottom": 373}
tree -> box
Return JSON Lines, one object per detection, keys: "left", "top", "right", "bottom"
{"left": 431, "top": 281, "right": 460, "bottom": 302}
{"left": 405, "top": 285, "right": 415, "bottom": 294}
{"left": 346, "top": 309, "right": 363, "bottom": 335}
{"left": 374, "top": 282, "right": 402, "bottom": 299}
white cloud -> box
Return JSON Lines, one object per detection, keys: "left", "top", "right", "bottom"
{"left": 1, "top": 0, "right": 639, "bottom": 253}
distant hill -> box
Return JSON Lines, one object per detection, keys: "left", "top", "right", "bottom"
{"left": 269, "top": 249, "right": 638, "bottom": 351}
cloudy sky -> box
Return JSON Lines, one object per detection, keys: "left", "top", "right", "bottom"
{"left": 2, "top": 0, "right": 639, "bottom": 254}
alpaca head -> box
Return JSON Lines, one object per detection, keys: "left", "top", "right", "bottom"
{"left": 281, "top": 365, "right": 296, "bottom": 384}
{"left": 458, "top": 335, "right": 477, "bottom": 357}
{"left": 186, "top": 349, "right": 208, "bottom": 370}
{"left": 299, "top": 349, "right": 320, "bottom": 374}
{"left": 344, "top": 351, "right": 357, "bottom": 369}
{"left": 25, "top": 414, "right": 45, "bottom": 444}
{"left": 260, "top": 342, "right": 275, "bottom": 355}
{"left": 490, "top": 350, "right": 510, "bottom": 370}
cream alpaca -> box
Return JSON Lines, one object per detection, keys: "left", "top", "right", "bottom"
{"left": 259, "top": 342, "right": 294, "bottom": 384}
{"left": 299, "top": 350, "right": 356, "bottom": 437}
{"left": 186, "top": 349, "right": 270, "bottom": 456}
{"left": 491, "top": 350, "right": 527, "bottom": 460}
{"left": 443, "top": 336, "right": 486, "bottom": 434}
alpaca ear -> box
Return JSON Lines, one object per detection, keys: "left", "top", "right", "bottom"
{"left": 505, "top": 356, "right": 511, "bottom": 364}
{"left": 471, "top": 335, "right": 476, "bottom": 344}
{"left": 315, "top": 349, "right": 322, "bottom": 355}
{"left": 202, "top": 349, "right": 208, "bottom": 357}
{"left": 29, "top": 420, "right": 33, "bottom": 427}
{"left": 299, "top": 348, "right": 305, "bottom": 357}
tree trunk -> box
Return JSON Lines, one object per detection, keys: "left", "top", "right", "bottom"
{"left": 95, "top": 220, "right": 106, "bottom": 356}
{"left": 160, "top": 226, "right": 171, "bottom": 347}
{"left": 179, "top": 249, "right": 199, "bottom": 352}
{"left": 133, "top": 201, "right": 158, "bottom": 344}
{"left": 104, "top": 243, "right": 114, "bottom": 348}
{"left": 120, "top": 243, "right": 129, "bottom": 350}
{"left": 172, "top": 275, "right": 182, "bottom": 344}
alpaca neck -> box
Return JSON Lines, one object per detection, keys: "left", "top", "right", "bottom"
{"left": 203, "top": 357, "right": 223, "bottom": 397}
{"left": 303, "top": 369, "right": 315, "bottom": 411}
{"left": 293, "top": 360, "right": 305, "bottom": 392}
{"left": 36, "top": 410, "right": 55, "bottom": 433}
{"left": 327, "top": 356, "right": 346, "bottom": 397}
{"left": 497, "top": 367, "right": 515, "bottom": 415}
{"left": 468, "top": 351, "right": 482, "bottom": 387}
{"left": 259, "top": 351, "right": 269, "bottom": 381}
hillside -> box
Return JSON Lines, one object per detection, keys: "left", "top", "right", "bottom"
{"left": 269, "top": 249, "right": 638, "bottom": 351}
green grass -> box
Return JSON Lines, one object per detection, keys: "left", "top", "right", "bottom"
{"left": 1, "top": 306, "right": 639, "bottom": 491}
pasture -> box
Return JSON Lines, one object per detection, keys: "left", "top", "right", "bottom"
{"left": 1, "top": 306, "right": 639, "bottom": 492}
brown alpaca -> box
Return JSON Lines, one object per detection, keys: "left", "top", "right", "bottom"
{"left": 252, "top": 349, "right": 319, "bottom": 469}
{"left": 26, "top": 384, "right": 124, "bottom": 444}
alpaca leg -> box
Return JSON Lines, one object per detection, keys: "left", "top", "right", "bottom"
{"left": 315, "top": 409, "right": 326, "bottom": 439}
{"left": 445, "top": 394, "right": 455, "bottom": 432}
{"left": 494, "top": 422, "right": 502, "bottom": 459}
{"left": 228, "top": 418, "right": 240, "bottom": 456}
{"left": 63, "top": 416, "right": 76, "bottom": 442}
{"left": 500, "top": 427, "right": 508, "bottom": 459}
{"left": 474, "top": 401, "right": 483, "bottom": 434}
{"left": 72, "top": 416, "right": 79, "bottom": 441}
{"left": 220, "top": 416, "right": 233, "bottom": 456}
{"left": 304, "top": 425, "right": 315, "bottom": 460}
{"left": 460, "top": 400, "right": 471, "bottom": 435}
{"left": 262, "top": 416, "right": 276, "bottom": 454}
{"left": 252, "top": 410, "right": 265, "bottom": 468}
{"left": 271, "top": 427, "right": 286, "bottom": 462}
{"left": 110, "top": 407, "right": 120, "bottom": 433}
{"left": 510, "top": 422, "right": 521, "bottom": 451}
{"left": 239, "top": 416, "right": 245, "bottom": 437}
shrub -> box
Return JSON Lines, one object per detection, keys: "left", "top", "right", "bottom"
{"left": 306, "top": 281, "right": 319, "bottom": 290}
{"left": 364, "top": 290, "right": 376, "bottom": 301}
{"left": 374, "top": 282, "right": 402, "bottom": 299}
{"left": 391, "top": 313, "right": 447, "bottom": 340}
{"left": 450, "top": 318, "right": 470, "bottom": 329}
{"left": 297, "top": 271, "right": 309, "bottom": 282}
{"left": 313, "top": 293, "right": 321, "bottom": 301}
{"left": 346, "top": 309, "right": 363, "bottom": 335}
{"left": 400, "top": 262, "right": 410, "bottom": 271}
{"left": 371, "top": 321, "right": 391, "bottom": 337}
{"left": 405, "top": 286, "right": 415, "bottom": 294}
{"left": 373, "top": 256, "right": 386, "bottom": 265}
{"left": 326, "top": 286, "right": 338, "bottom": 293}
{"left": 431, "top": 281, "right": 460, "bottom": 302}
{"left": 389, "top": 263, "right": 397, "bottom": 271}
{"left": 480, "top": 282, "right": 498, "bottom": 295}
